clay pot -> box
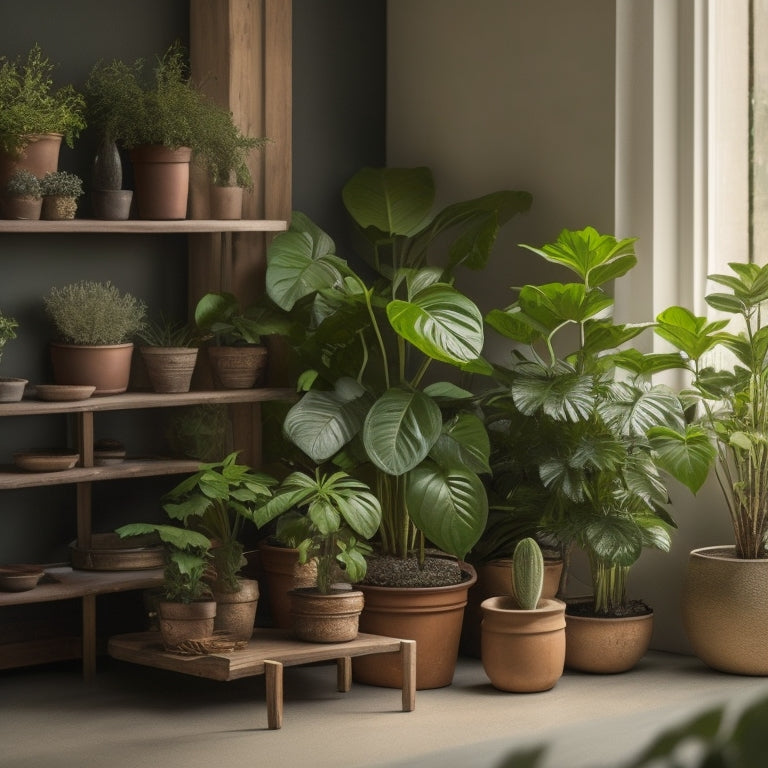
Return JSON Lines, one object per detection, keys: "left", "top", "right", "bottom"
{"left": 209, "top": 185, "right": 243, "bottom": 220}
{"left": 481, "top": 596, "right": 566, "bottom": 692}
{"left": 129, "top": 145, "right": 192, "bottom": 220}
{"left": 258, "top": 542, "right": 318, "bottom": 628}
{"left": 91, "top": 189, "right": 133, "bottom": 220}
{"left": 564, "top": 602, "right": 653, "bottom": 673}
{"left": 0, "top": 133, "right": 62, "bottom": 192}
{"left": 140, "top": 347, "right": 199, "bottom": 393}
{"left": 353, "top": 563, "right": 477, "bottom": 690}
{"left": 49, "top": 342, "right": 134, "bottom": 395}
{"left": 682, "top": 545, "right": 768, "bottom": 675}
{"left": 157, "top": 600, "right": 216, "bottom": 651}
{"left": 1, "top": 196, "right": 42, "bottom": 220}
{"left": 289, "top": 587, "right": 364, "bottom": 643}
{"left": 41, "top": 195, "right": 77, "bottom": 220}
{"left": 212, "top": 578, "right": 259, "bottom": 642}
{"left": 207, "top": 345, "right": 268, "bottom": 389}
{"left": 0, "top": 377, "right": 28, "bottom": 402}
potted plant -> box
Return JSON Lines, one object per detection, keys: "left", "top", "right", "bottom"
{"left": 480, "top": 537, "right": 566, "bottom": 692}
{"left": 2, "top": 169, "right": 42, "bottom": 220}
{"left": 39, "top": 171, "right": 83, "bottom": 220}
{"left": 115, "top": 521, "right": 216, "bottom": 650}
{"left": 0, "top": 309, "right": 25, "bottom": 402}
{"left": 136, "top": 315, "right": 200, "bottom": 394}
{"left": 482, "top": 226, "right": 712, "bottom": 673}
{"left": 254, "top": 467, "right": 382, "bottom": 642}
{"left": 194, "top": 290, "right": 289, "bottom": 389}
{"left": 0, "top": 44, "right": 86, "bottom": 191}
{"left": 160, "top": 451, "right": 278, "bottom": 640}
{"left": 43, "top": 280, "right": 147, "bottom": 394}
{"left": 653, "top": 262, "right": 768, "bottom": 674}
{"left": 265, "top": 165, "right": 532, "bottom": 687}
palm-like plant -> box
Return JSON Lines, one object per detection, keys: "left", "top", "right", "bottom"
{"left": 482, "top": 226, "right": 713, "bottom": 615}
{"left": 265, "top": 166, "right": 532, "bottom": 566}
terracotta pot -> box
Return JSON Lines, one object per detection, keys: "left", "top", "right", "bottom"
{"left": 682, "top": 545, "right": 768, "bottom": 675}
{"left": 91, "top": 189, "right": 133, "bottom": 220}
{"left": 353, "top": 563, "right": 477, "bottom": 690}
{"left": 289, "top": 587, "right": 365, "bottom": 643}
{"left": 208, "top": 345, "right": 268, "bottom": 389}
{"left": 0, "top": 377, "right": 28, "bottom": 402}
{"left": 140, "top": 347, "right": 199, "bottom": 393}
{"left": 210, "top": 185, "right": 243, "bottom": 220}
{"left": 1, "top": 196, "right": 42, "bottom": 220}
{"left": 481, "top": 596, "right": 566, "bottom": 692}
{"left": 129, "top": 145, "right": 192, "bottom": 220}
{"left": 49, "top": 342, "right": 134, "bottom": 395}
{"left": 0, "top": 132, "right": 62, "bottom": 192}
{"left": 258, "top": 542, "right": 317, "bottom": 628}
{"left": 41, "top": 195, "right": 77, "bottom": 220}
{"left": 461, "top": 557, "right": 563, "bottom": 658}
{"left": 157, "top": 600, "right": 216, "bottom": 651}
{"left": 212, "top": 578, "right": 259, "bottom": 642}
{"left": 564, "top": 603, "right": 653, "bottom": 673}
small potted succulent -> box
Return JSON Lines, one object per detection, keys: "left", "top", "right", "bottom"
{"left": 0, "top": 309, "right": 26, "bottom": 402}
{"left": 39, "top": 171, "right": 83, "bottom": 220}
{"left": 43, "top": 280, "right": 147, "bottom": 394}
{"left": 136, "top": 314, "right": 201, "bottom": 393}
{"left": 2, "top": 169, "right": 42, "bottom": 220}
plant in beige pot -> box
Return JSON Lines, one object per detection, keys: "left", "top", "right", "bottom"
{"left": 3, "top": 169, "right": 42, "bottom": 220}
{"left": 254, "top": 468, "right": 381, "bottom": 643}
{"left": 481, "top": 538, "right": 566, "bottom": 693}
{"left": 39, "top": 170, "right": 83, "bottom": 220}
{"left": 43, "top": 280, "right": 147, "bottom": 394}
{"left": 136, "top": 315, "right": 200, "bottom": 394}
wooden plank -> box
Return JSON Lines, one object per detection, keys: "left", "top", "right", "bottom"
{"left": 401, "top": 639, "right": 417, "bottom": 712}
{"left": 81, "top": 594, "right": 97, "bottom": 682}
{"left": 0, "top": 636, "right": 82, "bottom": 670}
{"left": 264, "top": 659, "right": 283, "bottom": 729}
{"left": 337, "top": 656, "right": 352, "bottom": 692}
{"left": 0, "top": 219, "right": 286, "bottom": 234}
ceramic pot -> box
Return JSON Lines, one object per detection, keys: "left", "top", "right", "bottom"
{"left": 208, "top": 345, "right": 268, "bottom": 389}
{"left": 1, "top": 196, "right": 42, "bottom": 220}
{"left": 41, "top": 195, "right": 77, "bottom": 220}
{"left": 0, "top": 132, "right": 62, "bottom": 192}
{"left": 212, "top": 578, "right": 259, "bottom": 642}
{"left": 157, "top": 600, "right": 216, "bottom": 651}
{"left": 257, "top": 542, "right": 317, "bottom": 628}
{"left": 209, "top": 185, "right": 243, "bottom": 220}
{"left": 289, "top": 587, "right": 365, "bottom": 643}
{"left": 481, "top": 596, "right": 566, "bottom": 692}
{"left": 0, "top": 377, "right": 28, "bottom": 402}
{"left": 49, "top": 342, "right": 134, "bottom": 395}
{"left": 564, "top": 602, "right": 653, "bottom": 673}
{"left": 91, "top": 189, "right": 133, "bottom": 220}
{"left": 682, "top": 545, "right": 768, "bottom": 675}
{"left": 129, "top": 145, "right": 192, "bottom": 220}
{"left": 353, "top": 563, "right": 477, "bottom": 690}
{"left": 139, "top": 347, "right": 199, "bottom": 393}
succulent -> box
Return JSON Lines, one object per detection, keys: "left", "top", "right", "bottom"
{"left": 6, "top": 169, "right": 41, "bottom": 199}
{"left": 512, "top": 538, "right": 544, "bottom": 610}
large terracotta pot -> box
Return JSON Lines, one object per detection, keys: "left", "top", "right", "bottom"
{"left": 289, "top": 587, "right": 365, "bottom": 643}
{"left": 212, "top": 578, "right": 259, "bottom": 642}
{"left": 139, "top": 347, "right": 199, "bottom": 394}
{"left": 257, "top": 542, "right": 317, "bottom": 628}
{"left": 49, "top": 342, "right": 134, "bottom": 395}
{"left": 157, "top": 600, "right": 216, "bottom": 651}
{"left": 129, "top": 145, "right": 192, "bottom": 220}
{"left": 0, "top": 132, "right": 62, "bottom": 192}
{"left": 682, "top": 545, "right": 768, "bottom": 675}
{"left": 564, "top": 603, "right": 653, "bottom": 673}
{"left": 481, "top": 596, "right": 566, "bottom": 692}
{"left": 461, "top": 556, "right": 563, "bottom": 658}
{"left": 353, "top": 563, "right": 477, "bottom": 690}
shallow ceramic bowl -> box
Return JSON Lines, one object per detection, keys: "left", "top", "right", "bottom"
{"left": 0, "top": 565, "right": 44, "bottom": 592}
{"left": 14, "top": 450, "right": 80, "bottom": 472}
{"left": 35, "top": 384, "right": 96, "bottom": 402}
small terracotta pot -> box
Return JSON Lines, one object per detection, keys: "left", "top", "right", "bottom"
{"left": 208, "top": 345, "right": 268, "bottom": 389}
{"left": 258, "top": 542, "right": 318, "bottom": 628}
{"left": 289, "top": 587, "right": 365, "bottom": 643}
{"left": 157, "top": 600, "right": 216, "bottom": 651}
{"left": 50, "top": 342, "right": 134, "bottom": 395}
{"left": 2, "top": 196, "right": 42, "bottom": 220}
{"left": 209, "top": 185, "right": 243, "bottom": 220}
{"left": 212, "top": 578, "right": 259, "bottom": 641}
{"left": 140, "top": 347, "right": 199, "bottom": 393}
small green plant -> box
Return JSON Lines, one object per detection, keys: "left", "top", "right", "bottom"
{"left": 0, "top": 311, "right": 19, "bottom": 364}
{"left": 5, "top": 169, "right": 41, "bottom": 198}
{"left": 40, "top": 171, "right": 83, "bottom": 198}
{"left": 137, "top": 315, "right": 200, "bottom": 347}
{"left": 512, "top": 537, "right": 544, "bottom": 610}
{"left": 43, "top": 280, "right": 147, "bottom": 345}
{"left": 194, "top": 291, "right": 290, "bottom": 346}
{"left": 0, "top": 44, "right": 87, "bottom": 157}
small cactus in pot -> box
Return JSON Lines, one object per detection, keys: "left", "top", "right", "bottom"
{"left": 512, "top": 537, "right": 544, "bottom": 610}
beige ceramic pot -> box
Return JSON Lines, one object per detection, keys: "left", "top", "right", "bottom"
{"left": 208, "top": 345, "right": 268, "bottom": 389}
{"left": 0, "top": 377, "right": 28, "bottom": 402}
{"left": 140, "top": 347, "right": 199, "bottom": 393}
{"left": 682, "top": 545, "right": 768, "bottom": 675}
{"left": 49, "top": 342, "right": 134, "bottom": 395}
{"left": 565, "top": 603, "right": 653, "bottom": 673}
{"left": 157, "top": 600, "right": 216, "bottom": 651}
{"left": 481, "top": 596, "right": 566, "bottom": 692}
{"left": 289, "top": 587, "right": 364, "bottom": 643}
{"left": 41, "top": 195, "right": 77, "bottom": 220}
{"left": 353, "top": 563, "right": 477, "bottom": 690}
{"left": 212, "top": 578, "right": 259, "bottom": 641}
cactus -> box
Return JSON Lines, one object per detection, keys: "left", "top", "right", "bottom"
{"left": 512, "top": 537, "right": 544, "bottom": 609}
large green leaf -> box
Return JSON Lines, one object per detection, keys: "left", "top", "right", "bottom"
{"left": 654, "top": 306, "right": 729, "bottom": 361}
{"left": 429, "top": 412, "right": 491, "bottom": 475}
{"left": 510, "top": 362, "right": 595, "bottom": 421}
{"left": 518, "top": 283, "right": 614, "bottom": 326}
{"left": 363, "top": 387, "right": 443, "bottom": 475}
{"left": 485, "top": 306, "right": 543, "bottom": 344}
{"left": 406, "top": 461, "right": 488, "bottom": 559}
{"left": 600, "top": 384, "right": 685, "bottom": 437}
{"left": 648, "top": 424, "right": 715, "bottom": 494}
{"left": 387, "top": 284, "right": 484, "bottom": 365}
{"left": 583, "top": 515, "right": 643, "bottom": 567}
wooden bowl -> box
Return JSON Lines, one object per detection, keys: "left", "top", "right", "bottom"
{"left": 34, "top": 384, "right": 96, "bottom": 401}
{"left": 0, "top": 565, "right": 44, "bottom": 592}
{"left": 14, "top": 450, "right": 80, "bottom": 472}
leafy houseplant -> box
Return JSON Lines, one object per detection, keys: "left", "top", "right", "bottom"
{"left": 3, "top": 169, "right": 42, "bottom": 220}
{"left": 5, "top": 169, "right": 41, "bottom": 199}
{"left": 40, "top": 171, "right": 83, "bottom": 220}
{"left": 265, "top": 166, "right": 533, "bottom": 575}
{"left": 0, "top": 311, "right": 18, "bottom": 363}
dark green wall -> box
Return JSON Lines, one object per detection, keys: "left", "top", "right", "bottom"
{"left": 0, "top": 1, "right": 386, "bottom": 563}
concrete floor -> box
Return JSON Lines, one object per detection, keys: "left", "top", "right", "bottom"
{"left": 3, "top": 650, "right": 768, "bottom": 768}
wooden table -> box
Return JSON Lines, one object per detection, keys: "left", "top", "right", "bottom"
{"left": 108, "top": 629, "right": 416, "bottom": 729}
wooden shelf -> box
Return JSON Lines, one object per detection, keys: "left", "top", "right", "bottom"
{"left": 0, "top": 219, "right": 288, "bottom": 234}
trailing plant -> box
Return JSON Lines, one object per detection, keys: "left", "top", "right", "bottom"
{"left": 5, "top": 169, "right": 41, "bottom": 199}
{"left": 0, "top": 311, "right": 18, "bottom": 364}
{"left": 512, "top": 537, "right": 544, "bottom": 610}
{"left": 43, "top": 280, "right": 147, "bottom": 345}
{"left": 481, "top": 226, "right": 713, "bottom": 615}
{"left": 0, "top": 44, "right": 86, "bottom": 157}
{"left": 254, "top": 468, "right": 382, "bottom": 594}
{"left": 138, "top": 314, "right": 200, "bottom": 347}
{"left": 40, "top": 171, "right": 83, "bottom": 198}
{"left": 194, "top": 291, "right": 290, "bottom": 346}
{"left": 265, "top": 166, "right": 532, "bottom": 567}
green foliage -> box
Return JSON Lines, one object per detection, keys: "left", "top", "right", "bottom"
{"left": 5, "top": 169, "right": 41, "bottom": 198}
{"left": 0, "top": 44, "right": 86, "bottom": 156}
{"left": 481, "top": 226, "right": 714, "bottom": 614}
{"left": 254, "top": 468, "right": 382, "bottom": 593}
{"left": 194, "top": 291, "right": 290, "bottom": 346}
{"left": 138, "top": 314, "right": 200, "bottom": 347}
{"left": 655, "top": 261, "right": 768, "bottom": 558}
{"left": 40, "top": 171, "right": 83, "bottom": 198}
{"left": 266, "top": 166, "right": 532, "bottom": 564}
{"left": 512, "top": 537, "right": 544, "bottom": 609}
{"left": 165, "top": 404, "right": 229, "bottom": 462}
{"left": 0, "top": 311, "right": 18, "bottom": 365}
{"left": 43, "top": 280, "right": 147, "bottom": 345}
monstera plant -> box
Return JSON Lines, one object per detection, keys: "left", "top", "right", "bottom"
{"left": 265, "top": 166, "right": 532, "bottom": 568}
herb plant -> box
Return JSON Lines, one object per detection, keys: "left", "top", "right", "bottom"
{"left": 40, "top": 171, "right": 83, "bottom": 198}
{"left": 5, "top": 169, "right": 41, "bottom": 198}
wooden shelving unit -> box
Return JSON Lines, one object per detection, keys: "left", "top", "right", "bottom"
{"left": 0, "top": 220, "right": 287, "bottom": 234}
